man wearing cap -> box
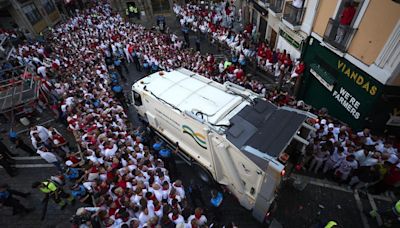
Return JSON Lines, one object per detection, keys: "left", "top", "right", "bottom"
{"left": 8, "top": 130, "right": 36, "bottom": 156}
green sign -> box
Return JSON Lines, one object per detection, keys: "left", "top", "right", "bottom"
{"left": 279, "top": 29, "right": 301, "bottom": 49}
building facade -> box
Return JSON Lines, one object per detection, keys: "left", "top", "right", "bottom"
{"left": 298, "top": 0, "right": 400, "bottom": 133}
{"left": 0, "top": 0, "right": 61, "bottom": 35}
{"left": 244, "top": 0, "right": 319, "bottom": 60}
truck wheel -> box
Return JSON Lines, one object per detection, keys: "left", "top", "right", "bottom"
{"left": 193, "top": 163, "right": 214, "bottom": 186}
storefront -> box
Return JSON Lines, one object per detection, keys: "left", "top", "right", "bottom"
{"left": 298, "top": 36, "right": 399, "bottom": 132}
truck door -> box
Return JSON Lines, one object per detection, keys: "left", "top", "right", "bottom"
{"left": 252, "top": 162, "right": 283, "bottom": 223}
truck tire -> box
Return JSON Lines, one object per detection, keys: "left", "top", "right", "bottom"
{"left": 193, "top": 162, "right": 215, "bottom": 186}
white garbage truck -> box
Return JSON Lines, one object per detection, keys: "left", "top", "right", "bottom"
{"left": 131, "top": 68, "right": 315, "bottom": 222}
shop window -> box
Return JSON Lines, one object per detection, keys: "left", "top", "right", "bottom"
{"left": 22, "top": 3, "right": 42, "bottom": 25}
{"left": 323, "top": 0, "right": 364, "bottom": 52}
{"left": 41, "top": 0, "right": 56, "bottom": 14}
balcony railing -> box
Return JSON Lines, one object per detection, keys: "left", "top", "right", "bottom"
{"left": 269, "top": 0, "right": 284, "bottom": 14}
{"left": 259, "top": 0, "right": 270, "bottom": 5}
{"left": 283, "top": 2, "right": 305, "bottom": 26}
{"left": 323, "top": 18, "right": 356, "bottom": 52}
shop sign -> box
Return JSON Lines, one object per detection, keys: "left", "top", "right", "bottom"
{"left": 332, "top": 87, "right": 361, "bottom": 119}
{"left": 279, "top": 29, "right": 302, "bottom": 50}
{"left": 337, "top": 60, "right": 378, "bottom": 96}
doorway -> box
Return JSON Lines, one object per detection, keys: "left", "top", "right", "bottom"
{"left": 259, "top": 17, "right": 267, "bottom": 42}
{"left": 270, "top": 29, "right": 277, "bottom": 48}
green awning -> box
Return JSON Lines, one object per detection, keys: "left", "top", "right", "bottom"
{"left": 309, "top": 63, "right": 336, "bottom": 91}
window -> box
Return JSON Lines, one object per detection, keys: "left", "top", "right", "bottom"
{"left": 133, "top": 91, "right": 142, "bottom": 106}
{"left": 22, "top": 3, "right": 42, "bottom": 25}
{"left": 323, "top": 0, "right": 364, "bottom": 52}
{"left": 41, "top": 0, "right": 56, "bottom": 14}
{"left": 334, "top": 0, "right": 364, "bottom": 27}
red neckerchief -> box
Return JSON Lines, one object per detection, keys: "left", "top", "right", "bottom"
{"left": 162, "top": 185, "right": 169, "bottom": 190}
{"left": 195, "top": 213, "right": 202, "bottom": 220}
{"left": 172, "top": 214, "right": 179, "bottom": 220}
{"left": 154, "top": 205, "right": 161, "bottom": 211}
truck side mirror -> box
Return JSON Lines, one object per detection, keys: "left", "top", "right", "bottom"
{"left": 133, "top": 91, "right": 142, "bottom": 106}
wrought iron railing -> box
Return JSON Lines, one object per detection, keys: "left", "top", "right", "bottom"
{"left": 283, "top": 2, "right": 305, "bottom": 26}
{"left": 323, "top": 18, "right": 356, "bottom": 52}
{"left": 269, "top": 0, "right": 284, "bottom": 14}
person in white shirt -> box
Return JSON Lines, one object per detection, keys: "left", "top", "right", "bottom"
{"left": 37, "top": 147, "right": 63, "bottom": 172}
{"left": 323, "top": 146, "right": 347, "bottom": 173}
{"left": 334, "top": 155, "right": 358, "bottom": 181}
{"left": 168, "top": 208, "right": 185, "bottom": 225}
{"left": 37, "top": 65, "right": 47, "bottom": 77}
{"left": 30, "top": 125, "right": 50, "bottom": 143}
{"left": 354, "top": 147, "right": 379, "bottom": 167}
{"left": 172, "top": 180, "right": 185, "bottom": 199}
{"left": 187, "top": 207, "right": 207, "bottom": 226}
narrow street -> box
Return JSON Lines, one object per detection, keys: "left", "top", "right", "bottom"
{"left": 0, "top": 6, "right": 398, "bottom": 228}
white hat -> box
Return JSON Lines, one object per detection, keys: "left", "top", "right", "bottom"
{"left": 320, "top": 119, "right": 327, "bottom": 125}
{"left": 328, "top": 123, "right": 334, "bottom": 129}
{"left": 396, "top": 163, "right": 400, "bottom": 169}
{"left": 65, "top": 160, "right": 73, "bottom": 166}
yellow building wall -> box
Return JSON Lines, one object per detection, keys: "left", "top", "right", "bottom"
{"left": 313, "top": 0, "right": 338, "bottom": 37}
{"left": 348, "top": 0, "right": 400, "bottom": 65}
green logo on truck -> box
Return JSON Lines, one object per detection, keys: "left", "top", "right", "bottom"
{"left": 182, "top": 125, "right": 207, "bottom": 149}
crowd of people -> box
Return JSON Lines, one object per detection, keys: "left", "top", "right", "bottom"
{"left": 173, "top": 1, "right": 305, "bottom": 86}
{"left": 1, "top": 1, "right": 238, "bottom": 227}
{"left": 303, "top": 120, "right": 400, "bottom": 193}
{"left": 0, "top": 0, "right": 399, "bottom": 227}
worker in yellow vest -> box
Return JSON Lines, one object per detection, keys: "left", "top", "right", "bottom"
{"left": 369, "top": 200, "right": 400, "bottom": 226}
{"left": 32, "top": 180, "right": 74, "bottom": 210}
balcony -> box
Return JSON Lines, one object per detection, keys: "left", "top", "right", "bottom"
{"left": 323, "top": 18, "right": 356, "bottom": 52}
{"left": 269, "top": 0, "right": 284, "bottom": 16}
{"left": 258, "top": 0, "right": 270, "bottom": 6}
{"left": 282, "top": 2, "right": 305, "bottom": 30}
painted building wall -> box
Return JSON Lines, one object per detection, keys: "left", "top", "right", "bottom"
{"left": 347, "top": 0, "right": 400, "bottom": 65}
{"left": 299, "top": 37, "right": 383, "bottom": 130}
{"left": 312, "top": 0, "right": 338, "bottom": 37}
{"left": 300, "top": 0, "right": 319, "bottom": 35}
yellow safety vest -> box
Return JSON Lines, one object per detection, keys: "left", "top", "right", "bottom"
{"left": 132, "top": 7, "right": 138, "bottom": 13}
{"left": 126, "top": 9, "right": 129, "bottom": 15}
{"left": 395, "top": 200, "right": 400, "bottom": 215}
{"left": 129, "top": 6, "right": 134, "bottom": 13}
{"left": 324, "top": 221, "right": 337, "bottom": 228}
{"left": 39, "top": 181, "right": 58, "bottom": 193}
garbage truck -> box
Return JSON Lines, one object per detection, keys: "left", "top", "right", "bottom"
{"left": 131, "top": 68, "right": 315, "bottom": 222}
